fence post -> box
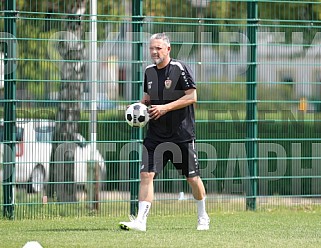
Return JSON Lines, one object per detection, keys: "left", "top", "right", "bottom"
{"left": 3, "top": 0, "right": 17, "bottom": 219}
{"left": 130, "top": 0, "right": 143, "bottom": 216}
{"left": 87, "top": 161, "right": 100, "bottom": 211}
{"left": 246, "top": 0, "right": 258, "bottom": 211}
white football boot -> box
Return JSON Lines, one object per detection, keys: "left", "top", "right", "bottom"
{"left": 119, "top": 215, "right": 146, "bottom": 232}
{"left": 197, "top": 215, "right": 210, "bottom": 231}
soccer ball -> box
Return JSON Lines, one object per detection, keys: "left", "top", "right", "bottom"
{"left": 23, "top": 241, "right": 43, "bottom": 248}
{"left": 125, "top": 103, "right": 149, "bottom": 128}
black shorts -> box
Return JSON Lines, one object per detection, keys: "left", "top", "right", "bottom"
{"left": 141, "top": 138, "right": 200, "bottom": 178}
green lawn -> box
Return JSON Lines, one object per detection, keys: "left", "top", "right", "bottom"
{"left": 1, "top": 209, "right": 321, "bottom": 248}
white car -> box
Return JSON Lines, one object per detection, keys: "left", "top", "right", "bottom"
{"left": 0, "top": 119, "right": 105, "bottom": 193}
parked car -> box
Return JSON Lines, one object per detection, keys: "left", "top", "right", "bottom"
{"left": 0, "top": 119, "right": 106, "bottom": 193}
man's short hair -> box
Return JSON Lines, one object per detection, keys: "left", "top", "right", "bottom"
{"left": 150, "top": 33, "right": 171, "bottom": 47}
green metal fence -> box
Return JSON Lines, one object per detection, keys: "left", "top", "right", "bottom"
{"left": 1, "top": 0, "right": 321, "bottom": 219}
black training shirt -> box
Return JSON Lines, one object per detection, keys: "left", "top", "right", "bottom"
{"left": 143, "top": 59, "right": 196, "bottom": 143}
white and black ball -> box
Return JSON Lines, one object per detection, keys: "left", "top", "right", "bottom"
{"left": 125, "top": 103, "right": 149, "bottom": 128}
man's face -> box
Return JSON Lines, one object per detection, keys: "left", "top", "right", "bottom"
{"left": 149, "top": 39, "right": 170, "bottom": 65}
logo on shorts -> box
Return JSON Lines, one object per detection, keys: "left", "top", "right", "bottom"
{"left": 164, "top": 79, "right": 172, "bottom": 89}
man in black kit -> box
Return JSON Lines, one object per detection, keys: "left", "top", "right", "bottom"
{"left": 119, "top": 33, "right": 210, "bottom": 232}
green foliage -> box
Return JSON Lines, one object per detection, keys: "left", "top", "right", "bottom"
{"left": 16, "top": 20, "right": 61, "bottom": 96}
{"left": 27, "top": 82, "right": 44, "bottom": 100}
{"left": 3, "top": 0, "right": 321, "bottom": 196}
{"left": 257, "top": 84, "right": 296, "bottom": 110}
{"left": 7, "top": 0, "right": 321, "bottom": 96}
{"left": 197, "top": 80, "right": 298, "bottom": 111}
{"left": 258, "top": 1, "right": 321, "bottom": 45}
{"left": 197, "top": 81, "right": 246, "bottom": 110}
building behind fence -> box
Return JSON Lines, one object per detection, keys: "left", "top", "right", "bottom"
{"left": 1, "top": 0, "right": 321, "bottom": 219}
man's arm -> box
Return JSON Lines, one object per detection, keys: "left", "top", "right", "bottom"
{"left": 140, "top": 92, "right": 151, "bottom": 106}
{"left": 165, "top": 88, "right": 196, "bottom": 111}
{"left": 148, "top": 88, "right": 197, "bottom": 120}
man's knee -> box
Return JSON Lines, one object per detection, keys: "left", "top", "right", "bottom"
{"left": 186, "top": 176, "right": 201, "bottom": 185}
{"left": 140, "top": 172, "right": 155, "bottom": 181}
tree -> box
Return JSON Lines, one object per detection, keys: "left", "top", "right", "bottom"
{"left": 47, "top": 0, "right": 87, "bottom": 202}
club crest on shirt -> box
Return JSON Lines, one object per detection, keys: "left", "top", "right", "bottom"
{"left": 164, "top": 79, "right": 172, "bottom": 89}
{"left": 148, "top": 81, "right": 152, "bottom": 89}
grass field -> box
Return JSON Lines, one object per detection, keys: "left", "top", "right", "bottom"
{"left": 1, "top": 208, "right": 321, "bottom": 248}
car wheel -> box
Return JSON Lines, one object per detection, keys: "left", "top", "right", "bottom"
{"left": 27, "top": 165, "right": 45, "bottom": 193}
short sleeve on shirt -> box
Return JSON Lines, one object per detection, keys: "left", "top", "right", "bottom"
{"left": 180, "top": 63, "right": 196, "bottom": 90}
